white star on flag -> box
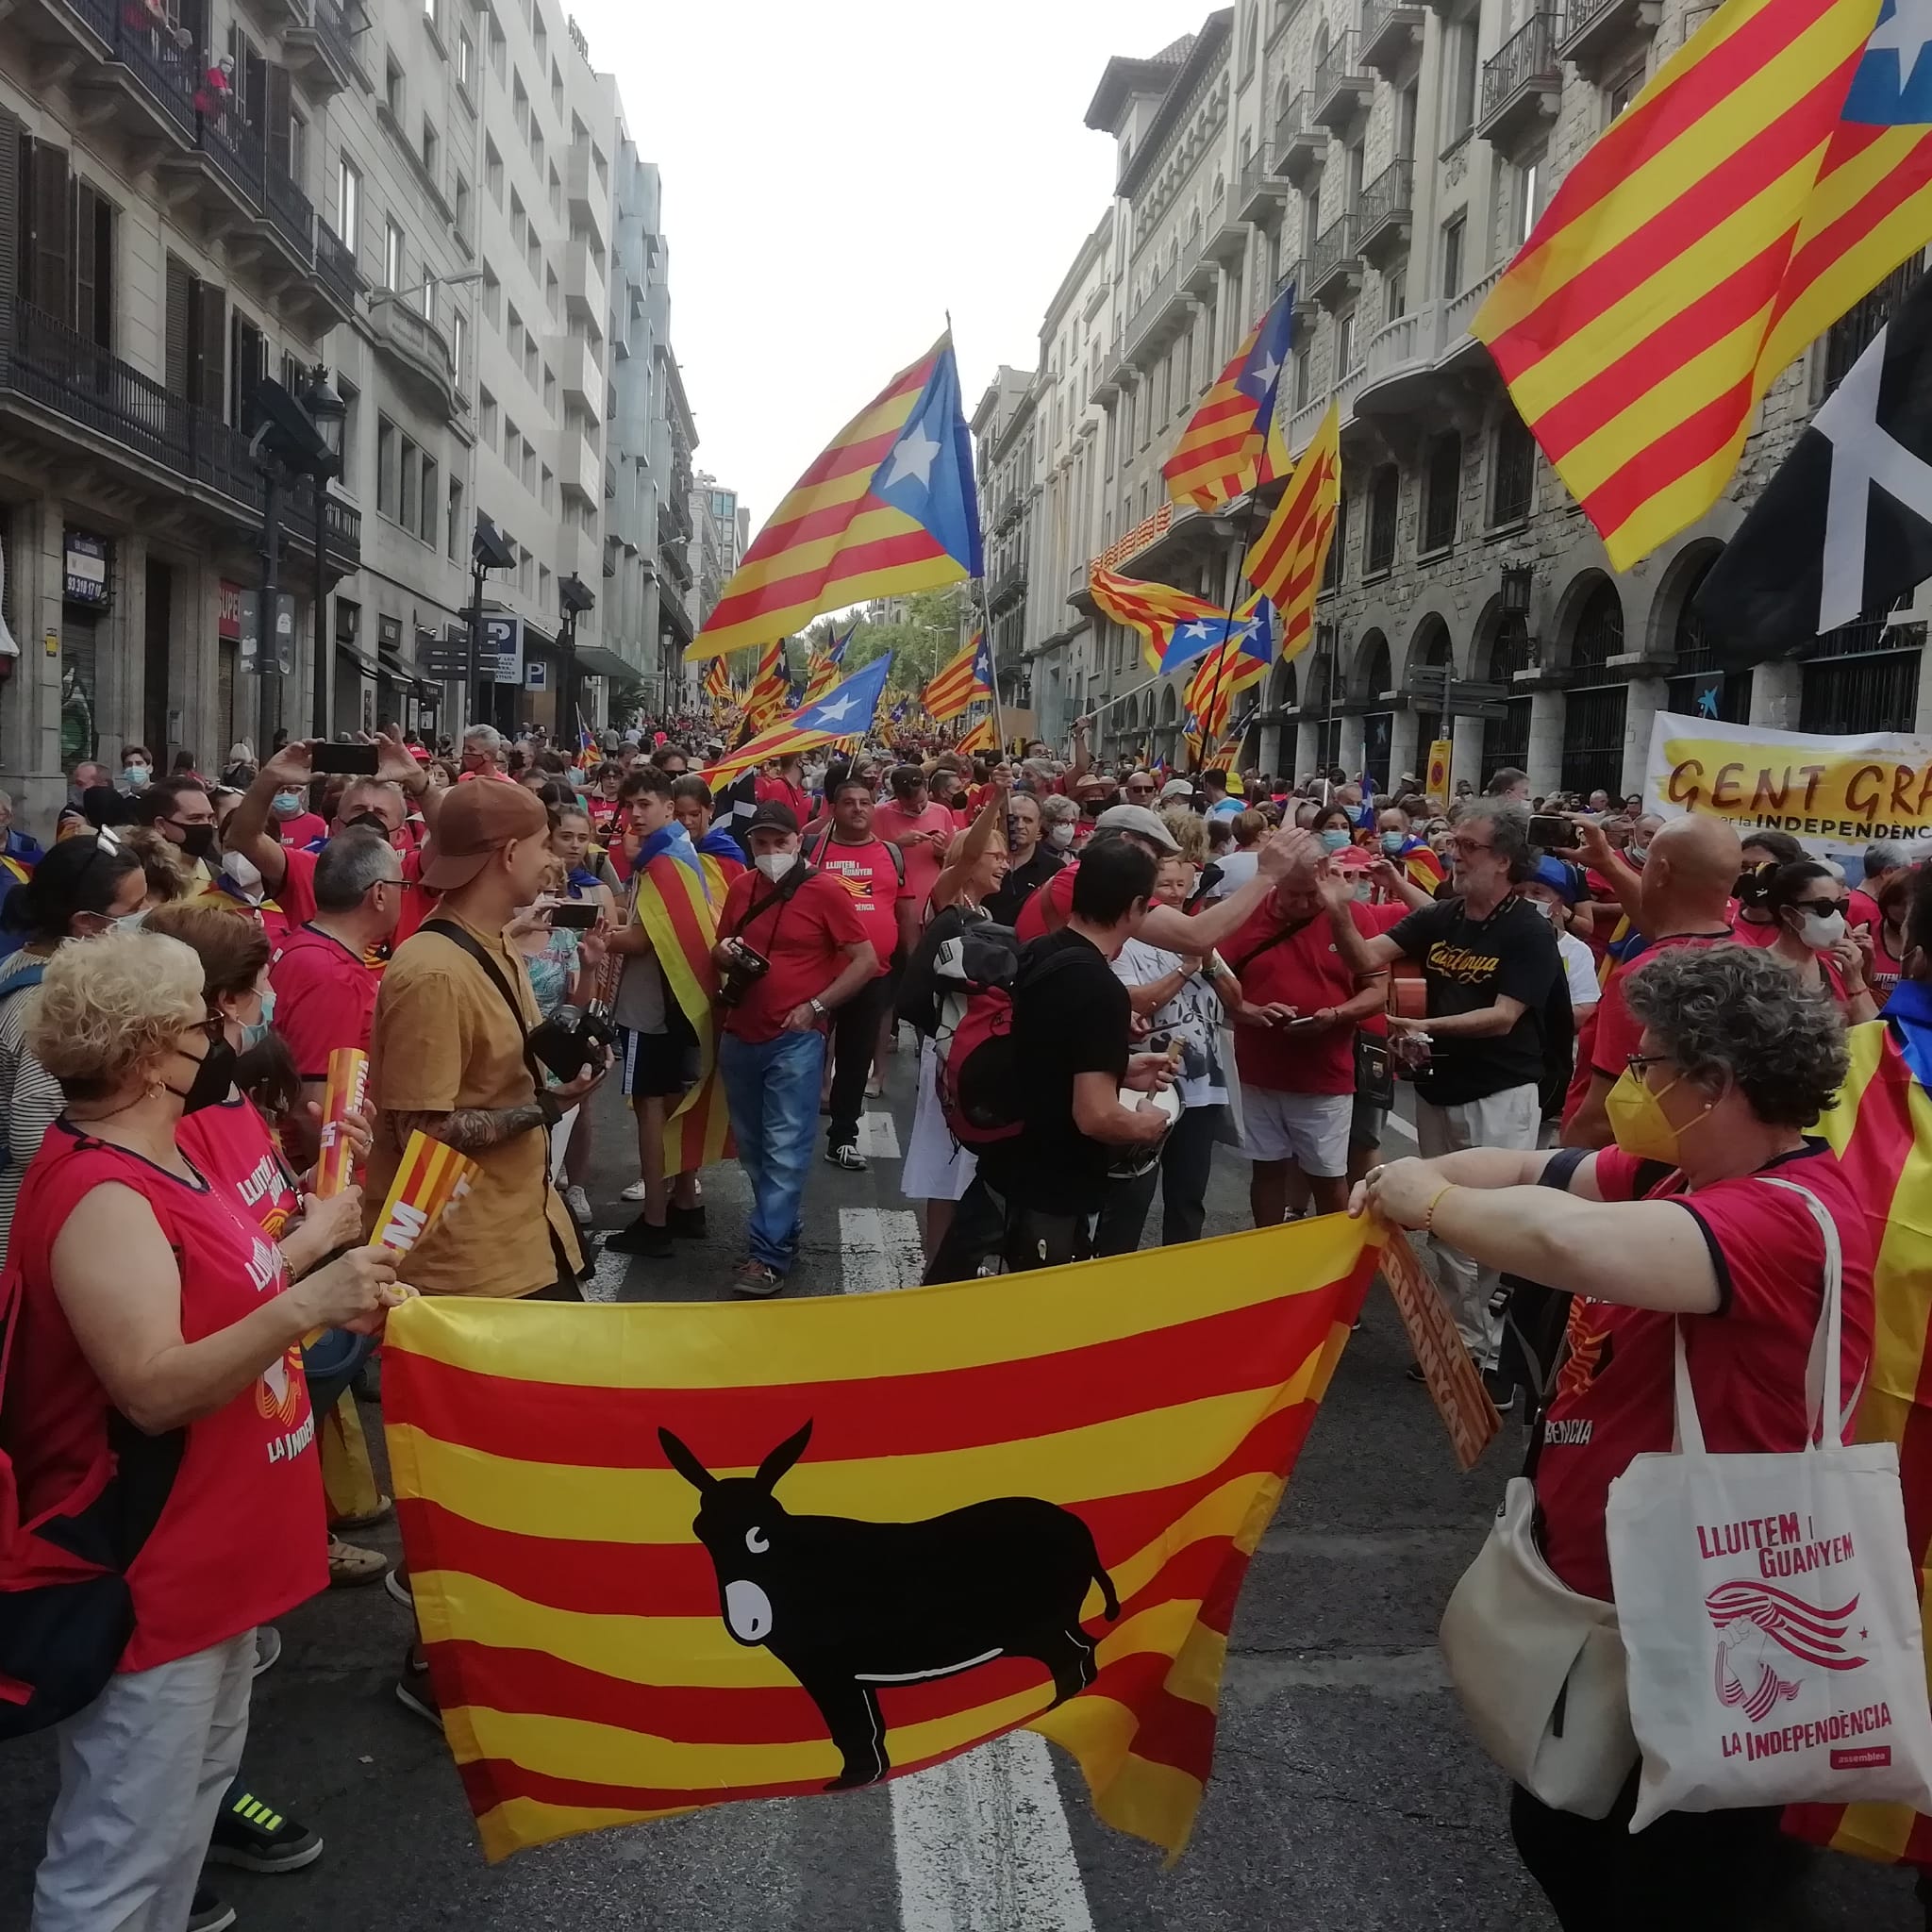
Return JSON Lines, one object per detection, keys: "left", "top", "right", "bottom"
{"left": 811, "top": 693, "right": 860, "bottom": 725}
{"left": 1181, "top": 621, "right": 1213, "bottom": 641}
{"left": 1250, "top": 352, "right": 1280, "bottom": 392}
{"left": 882, "top": 419, "right": 941, "bottom": 490}
{"left": 1866, "top": 0, "right": 1932, "bottom": 64}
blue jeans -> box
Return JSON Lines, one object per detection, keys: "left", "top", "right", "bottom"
{"left": 719, "top": 1027, "right": 825, "bottom": 1274}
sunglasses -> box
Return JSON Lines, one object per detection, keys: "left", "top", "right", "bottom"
{"left": 1800, "top": 898, "right": 1853, "bottom": 919}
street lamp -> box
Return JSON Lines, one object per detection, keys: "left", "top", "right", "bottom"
{"left": 247, "top": 377, "right": 336, "bottom": 755}
{"left": 467, "top": 511, "right": 518, "bottom": 732}
{"left": 301, "top": 363, "right": 346, "bottom": 739}
{"left": 557, "top": 572, "right": 595, "bottom": 742}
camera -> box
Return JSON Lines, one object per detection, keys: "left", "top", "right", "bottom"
{"left": 716, "top": 940, "right": 770, "bottom": 1008}
{"left": 527, "top": 1006, "right": 616, "bottom": 1083}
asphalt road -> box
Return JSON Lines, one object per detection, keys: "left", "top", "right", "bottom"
{"left": 0, "top": 1053, "right": 1924, "bottom": 1930}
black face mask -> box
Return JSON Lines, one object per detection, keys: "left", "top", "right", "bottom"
{"left": 168, "top": 1035, "right": 237, "bottom": 1116}
{"left": 176, "top": 823, "right": 217, "bottom": 861}
{"left": 344, "top": 810, "right": 391, "bottom": 835}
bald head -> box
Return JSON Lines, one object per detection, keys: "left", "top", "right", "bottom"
{"left": 1641, "top": 812, "right": 1743, "bottom": 924}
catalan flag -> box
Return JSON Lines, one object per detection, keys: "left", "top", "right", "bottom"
{"left": 381, "top": 1213, "right": 1379, "bottom": 1861}
{"left": 1088, "top": 567, "right": 1226, "bottom": 675}
{"left": 702, "top": 658, "right": 733, "bottom": 712}
{"left": 1183, "top": 605, "right": 1274, "bottom": 743}
{"left": 1788, "top": 999, "right": 1932, "bottom": 1863}
{"left": 1474, "top": 0, "right": 1932, "bottom": 572}
{"left": 956, "top": 713, "right": 998, "bottom": 758}
{"left": 1163, "top": 286, "right": 1297, "bottom": 512}
{"left": 691, "top": 340, "right": 982, "bottom": 660}
{"left": 1243, "top": 401, "right": 1340, "bottom": 665}
{"left": 741, "top": 641, "right": 790, "bottom": 731}
{"left": 922, "top": 630, "right": 992, "bottom": 724}
{"left": 803, "top": 624, "right": 854, "bottom": 705}
{"left": 374, "top": 1132, "right": 480, "bottom": 1256}
{"left": 700, "top": 654, "right": 894, "bottom": 789}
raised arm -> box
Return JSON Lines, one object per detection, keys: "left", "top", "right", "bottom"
{"left": 1139, "top": 828, "right": 1321, "bottom": 953}
{"left": 230, "top": 740, "right": 316, "bottom": 891}
{"left": 930, "top": 781, "right": 1008, "bottom": 913}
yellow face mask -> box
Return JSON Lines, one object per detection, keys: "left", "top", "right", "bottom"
{"left": 1603, "top": 1067, "right": 1712, "bottom": 1166}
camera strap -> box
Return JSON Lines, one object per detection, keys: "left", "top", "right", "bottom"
{"left": 422, "top": 918, "right": 551, "bottom": 1108}
{"left": 735, "top": 859, "right": 818, "bottom": 953}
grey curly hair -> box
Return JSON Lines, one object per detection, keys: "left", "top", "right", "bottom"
{"left": 1621, "top": 942, "right": 1848, "bottom": 1127}
{"left": 1456, "top": 796, "right": 1537, "bottom": 883}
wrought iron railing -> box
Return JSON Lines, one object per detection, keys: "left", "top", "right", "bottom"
{"left": 62, "top": 0, "right": 116, "bottom": 43}
{"left": 195, "top": 104, "right": 265, "bottom": 207}
{"left": 114, "top": 16, "right": 197, "bottom": 136}
{"left": 1313, "top": 30, "right": 1363, "bottom": 105}
{"left": 1360, "top": 0, "right": 1419, "bottom": 48}
{"left": 1357, "top": 158, "right": 1413, "bottom": 239}
{"left": 1482, "top": 12, "right": 1563, "bottom": 121}
{"left": 1274, "top": 91, "right": 1309, "bottom": 151}
{"left": 305, "top": 0, "right": 360, "bottom": 78}
{"left": 264, "top": 157, "right": 315, "bottom": 258}
{"left": 1307, "top": 214, "right": 1357, "bottom": 290}
{"left": 315, "top": 219, "right": 362, "bottom": 309}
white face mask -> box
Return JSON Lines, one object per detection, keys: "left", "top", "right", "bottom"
{"left": 755, "top": 850, "right": 796, "bottom": 883}
{"left": 222, "top": 849, "right": 263, "bottom": 896}
{"left": 1046, "top": 823, "right": 1075, "bottom": 850}
{"left": 1524, "top": 898, "right": 1555, "bottom": 921}
{"left": 1798, "top": 908, "right": 1846, "bottom": 952}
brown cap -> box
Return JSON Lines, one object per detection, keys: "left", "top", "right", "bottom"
{"left": 419, "top": 778, "right": 548, "bottom": 890}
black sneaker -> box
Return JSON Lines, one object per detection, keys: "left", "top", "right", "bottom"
{"left": 207, "top": 1787, "right": 323, "bottom": 1873}
{"left": 189, "top": 1889, "right": 238, "bottom": 1932}
{"left": 1483, "top": 1367, "right": 1520, "bottom": 1411}
{"left": 607, "top": 1213, "right": 675, "bottom": 1257}
{"left": 395, "top": 1649, "right": 442, "bottom": 1730}
{"left": 825, "top": 1141, "right": 868, "bottom": 1173}
{"left": 666, "top": 1202, "right": 708, "bottom": 1240}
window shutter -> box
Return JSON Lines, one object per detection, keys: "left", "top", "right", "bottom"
{"left": 195, "top": 277, "right": 225, "bottom": 415}
{"left": 267, "top": 65, "right": 291, "bottom": 173}
{"left": 244, "top": 48, "right": 268, "bottom": 133}
{"left": 29, "top": 138, "right": 69, "bottom": 321}
{"left": 0, "top": 113, "right": 20, "bottom": 338}
{"left": 165, "top": 254, "right": 191, "bottom": 397}
{"left": 74, "top": 181, "right": 96, "bottom": 346}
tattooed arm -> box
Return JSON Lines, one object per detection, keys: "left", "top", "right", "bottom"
{"left": 389, "top": 1102, "right": 555, "bottom": 1153}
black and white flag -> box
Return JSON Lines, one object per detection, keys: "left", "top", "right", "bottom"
{"left": 1695, "top": 268, "right": 1932, "bottom": 665}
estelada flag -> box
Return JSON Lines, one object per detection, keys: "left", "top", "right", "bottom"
{"left": 382, "top": 1214, "right": 1379, "bottom": 1862}
{"left": 955, "top": 713, "right": 997, "bottom": 757}
{"left": 1788, "top": 1008, "right": 1932, "bottom": 1862}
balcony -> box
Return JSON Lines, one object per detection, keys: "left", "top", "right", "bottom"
{"left": 283, "top": 0, "right": 360, "bottom": 94}
{"left": 1274, "top": 258, "right": 1320, "bottom": 328}
{"left": 367, "top": 295, "right": 458, "bottom": 420}
{"left": 1093, "top": 328, "right": 1124, "bottom": 405}
{"left": 988, "top": 561, "right": 1028, "bottom": 615}
{"left": 53, "top": 8, "right": 198, "bottom": 144}
{"left": 1481, "top": 13, "right": 1565, "bottom": 145}
{"left": 565, "top": 236, "right": 608, "bottom": 333}
{"left": 557, "top": 520, "right": 602, "bottom": 591}
{"left": 1354, "top": 299, "right": 1443, "bottom": 418}
{"left": 1271, "top": 92, "right": 1325, "bottom": 185}
{"left": 284, "top": 478, "right": 362, "bottom": 569}
{"left": 566, "top": 145, "right": 609, "bottom": 249}
{"left": 1306, "top": 213, "right": 1362, "bottom": 308}
{"left": 1355, "top": 159, "right": 1413, "bottom": 266}
{"left": 556, "top": 430, "right": 598, "bottom": 505}
{"left": 261, "top": 155, "right": 315, "bottom": 272}
{"left": 1236, "top": 146, "right": 1290, "bottom": 225}
{"left": 1439, "top": 262, "right": 1505, "bottom": 370}
{"left": 1122, "top": 263, "right": 1193, "bottom": 366}
{"left": 1311, "top": 31, "right": 1374, "bottom": 133}
{"left": 553, "top": 334, "right": 600, "bottom": 413}
{"left": 1561, "top": 0, "right": 1659, "bottom": 71}
{"left": 1360, "top": 0, "right": 1426, "bottom": 75}
{"left": 1182, "top": 204, "right": 1224, "bottom": 296}
{"left": 314, "top": 220, "right": 363, "bottom": 318}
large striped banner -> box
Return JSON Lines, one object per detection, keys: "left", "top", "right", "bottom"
{"left": 382, "top": 1215, "right": 1380, "bottom": 1861}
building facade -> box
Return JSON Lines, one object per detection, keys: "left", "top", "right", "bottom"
{"left": 1001, "top": 3, "right": 1922, "bottom": 796}
{"left": 0, "top": 0, "right": 700, "bottom": 824}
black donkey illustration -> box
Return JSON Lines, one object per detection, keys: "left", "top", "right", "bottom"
{"left": 658, "top": 1420, "right": 1120, "bottom": 1790}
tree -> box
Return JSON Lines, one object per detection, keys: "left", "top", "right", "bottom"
{"left": 807, "top": 585, "right": 974, "bottom": 700}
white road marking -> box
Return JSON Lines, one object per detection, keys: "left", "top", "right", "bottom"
{"left": 1384, "top": 1108, "right": 1417, "bottom": 1142}
{"left": 837, "top": 1202, "right": 1094, "bottom": 1932}
{"left": 582, "top": 1236, "right": 629, "bottom": 1303}
{"left": 858, "top": 1109, "right": 902, "bottom": 1160}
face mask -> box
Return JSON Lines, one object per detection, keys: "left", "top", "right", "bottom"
{"left": 1798, "top": 909, "right": 1846, "bottom": 952}
{"left": 272, "top": 791, "right": 304, "bottom": 816}
{"left": 343, "top": 809, "right": 391, "bottom": 836}
{"left": 755, "top": 851, "right": 796, "bottom": 883}
{"left": 1380, "top": 831, "right": 1407, "bottom": 856}
{"left": 1047, "top": 823, "right": 1075, "bottom": 851}
{"left": 167, "top": 1033, "right": 236, "bottom": 1116}
{"left": 121, "top": 765, "right": 151, "bottom": 790}
{"left": 1626, "top": 843, "right": 1648, "bottom": 865}
{"left": 1603, "top": 1067, "right": 1712, "bottom": 1166}
{"left": 1524, "top": 897, "right": 1555, "bottom": 920}
{"left": 240, "top": 987, "right": 276, "bottom": 1053}
{"left": 222, "top": 849, "right": 263, "bottom": 896}
{"left": 1319, "top": 829, "right": 1351, "bottom": 854}
{"left": 176, "top": 823, "right": 216, "bottom": 860}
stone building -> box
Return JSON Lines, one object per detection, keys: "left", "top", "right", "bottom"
{"left": 1005, "top": 2, "right": 1922, "bottom": 796}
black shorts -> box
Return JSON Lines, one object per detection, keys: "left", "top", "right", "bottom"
{"left": 618, "top": 1001, "right": 700, "bottom": 1100}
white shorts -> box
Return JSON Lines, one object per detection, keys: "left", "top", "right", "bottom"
{"left": 903, "top": 1036, "right": 977, "bottom": 1203}
{"left": 1241, "top": 1087, "right": 1352, "bottom": 1177}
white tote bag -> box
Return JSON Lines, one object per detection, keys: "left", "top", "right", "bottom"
{"left": 1605, "top": 1178, "right": 1932, "bottom": 1831}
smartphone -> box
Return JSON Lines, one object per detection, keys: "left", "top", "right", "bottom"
{"left": 1285, "top": 1015, "right": 1324, "bottom": 1030}
{"left": 312, "top": 741, "right": 379, "bottom": 775}
{"left": 549, "top": 902, "right": 597, "bottom": 930}
{"left": 1528, "top": 812, "right": 1574, "bottom": 848}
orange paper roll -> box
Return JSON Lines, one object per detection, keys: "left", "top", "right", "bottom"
{"left": 373, "top": 1131, "right": 479, "bottom": 1256}
{"left": 314, "top": 1048, "right": 369, "bottom": 1198}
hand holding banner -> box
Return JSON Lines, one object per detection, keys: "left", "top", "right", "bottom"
{"left": 374, "top": 1131, "right": 480, "bottom": 1256}
{"left": 314, "top": 1048, "right": 369, "bottom": 1198}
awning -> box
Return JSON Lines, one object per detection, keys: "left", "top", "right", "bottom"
{"left": 336, "top": 642, "right": 383, "bottom": 679}
{"left": 573, "top": 643, "right": 636, "bottom": 681}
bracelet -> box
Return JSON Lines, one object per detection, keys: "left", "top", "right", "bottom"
{"left": 809, "top": 997, "right": 826, "bottom": 1018}
{"left": 1422, "top": 1183, "right": 1457, "bottom": 1233}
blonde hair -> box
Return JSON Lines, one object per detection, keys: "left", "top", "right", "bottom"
{"left": 28, "top": 930, "right": 207, "bottom": 1096}
{"left": 123, "top": 826, "right": 193, "bottom": 906}
{"left": 1160, "top": 808, "right": 1208, "bottom": 866}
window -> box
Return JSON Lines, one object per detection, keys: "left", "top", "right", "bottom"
{"left": 1423, "top": 431, "right": 1460, "bottom": 552}
{"left": 386, "top": 55, "right": 405, "bottom": 119}
{"left": 542, "top": 364, "right": 556, "bottom": 414}
{"left": 1323, "top": 491, "right": 1349, "bottom": 592}
{"left": 421, "top": 118, "right": 439, "bottom": 183}
{"left": 337, "top": 155, "right": 361, "bottom": 249}
{"left": 507, "top": 301, "right": 522, "bottom": 356}
{"left": 482, "top": 269, "right": 500, "bottom": 326}
{"left": 1335, "top": 307, "right": 1357, "bottom": 378}
{"left": 422, "top": 0, "right": 437, "bottom": 25}
{"left": 479, "top": 386, "right": 497, "bottom": 443}
{"left": 504, "top": 414, "right": 519, "bottom": 465}
{"left": 1293, "top": 341, "right": 1312, "bottom": 409}
{"left": 457, "top": 25, "right": 474, "bottom": 90}
{"left": 1441, "top": 213, "right": 1465, "bottom": 300}
{"left": 447, "top": 477, "right": 463, "bottom": 560}
{"left": 486, "top": 140, "right": 504, "bottom": 207}
{"left": 399, "top": 432, "right": 420, "bottom": 533}
{"left": 1607, "top": 66, "right": 1641, "bottom": 120}
{"left": 541, "top": 463, "right": 554, "bottom": 512}
{"left": 1447, "top": 21, "right": 1480, "bottom": 138}
{"left": 420, "top": 456, "right": 439, "bottom": 545}
{"left": 376, "top": 414, "right": 397, "bottom": 516}
{"left": 452, "top": 309, "right": 468, "bottom": 394}
{"left": 490, "top": 18, "right": 506, "bottom": 81}
{"left": 1513, "top": 149, "right": 1545, "bottom": 249}
{"left": 1385, "top": 255, "right": 1407, "bottom": 323}
{"left": 454, "top": 172, "right": 471, "bottom": 242}
{"left": 545, "top": 265, "right": 559, "bottom": 319}
{"left": 1366, "top": 466, "right": 1398, "bottom": 575}
{"left": 1491, "top": 410, "right": 1537, "bottom": 525}
{"left": 538, "top": 564, "right": 551, "bottom": 610}
{"left": 383, "top": 219, "right": 403, "bottom": 291}
{"left": 548, "top": 163, "right": 561, "bottom": 219}
{"left": 336, "top": 379, "right": 359, "bottom": 491}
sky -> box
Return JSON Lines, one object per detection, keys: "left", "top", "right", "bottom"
{"left": 572, "top": 0, "right": 1202, "bottom": 540}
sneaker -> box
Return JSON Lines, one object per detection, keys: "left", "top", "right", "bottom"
{"left": 1405, "top": 1363, "right": 1428, "bottom": 1384}
{"left": 864, "top": 1074, "right": 884, "bottom": 1097}
{"left": 825, "top": 1141, "right": 868, "bottom": 1173}
{"left": 207, "top": 1789, "right": 323, "bottom": 1874}
{"left": 621, "top": 1178, "right": 648, "bottom": 1202}
{"left": 395, "top": 1649, "right": 442, "bottom": 1730}
{"left": 331, "top": 1492, "right": 393, "bottom": 1532}
{"left": 563, "top": 1184, "right": 592, "bottom": 1224}
{"left": 252, "top": 1626, "right": 282, "bottom": 1677}
{"left": 327, "top": 1534, "right": 389, "bottom": 1589}
{"left": 666, "top": 1202, "right": 708, "bottom": 1240}
{"left": 607, "top": 1212, "right": 674, "bottom": 1258}
{"left": 383, "top": 1566, "right": 413, "bottom": 1609}
{"left": 188, "top": 1889, "right": 237, "bottom": 1932}
{"left": 1483, "top": 1367, "right": 1520, "bottom": 1411}
{"left": 731, "top": 1258, "right": 784, "bottom": 1298}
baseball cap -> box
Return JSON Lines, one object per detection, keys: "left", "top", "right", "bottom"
{"left": 1158, "top": 777, "right": 1195, "bottom": 802}
{"left": 746, "top": 800, "right": 801, "bottom": 836}
{"left": 420, "top": 779, "right": 548, "bottom": 890}
{"left": 1529, "top": 855, "right": 1586, "bottom": 904}
{"left": 1093, "top": 803, "right": 1180, "bottom": 853}
{"left": 1224, "top": 772, "right": 1245, "bottom": 795}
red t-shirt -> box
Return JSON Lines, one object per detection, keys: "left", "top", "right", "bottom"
{"left": 1849, "top": 886, "right": 1881, "bottom": 933}
{"left": 1731, "top": 913, "right": 1782, "bottom": 949}
{"left": 279, "top": 841, "right": 434, "bottom": 949}
{"left": 1869, "top": 919, "right": 1907, "bottom": 996}
{"left": 3, "top": 1124, "right": 325, "bottom": 1671}
{"left": 1535, "top": 1142, "right": 1874, "bottom": 1600}
{"left": 271, "top": 924, "right": 382, "bottom": 1077}
{"left": 1588, "top": 928, "right": 1737, "bottom": 1081}
{"left": 1222, "top": 899, "right": 1385, "bottom": 1094}
{"left": 755, "top": 774, "right": 812, "bottom": 824}
{"left": 275, "top": 811, "right": 329, "bottom": 848}
{"left": 806, "top": 830, "right": 904, "bottom": 975}
{"left": 1015, "top": 862, "right": 1078, "bottom": 942}
{"left": 873, "top": 800, "right": 958, "bottom": 917}
{"left": 717, "top": 865, "right": 870, "bottom": 1042}
{"left": 180, "top": 1093, "right": 302, "bottom": 1240}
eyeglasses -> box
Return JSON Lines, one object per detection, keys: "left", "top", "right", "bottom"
{"left": 1447, "top": 836, "right": 1493, "bottom": 856}
{"left": 1625, "top": 1053, "right": 1674, "bottom": 1076}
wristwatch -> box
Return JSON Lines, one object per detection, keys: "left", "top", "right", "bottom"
{"left": 808, "top": 997, "right": 827, "bottom": 1020}
{"left": 535, "top": 1091, "right": 564, "bottom": 1128}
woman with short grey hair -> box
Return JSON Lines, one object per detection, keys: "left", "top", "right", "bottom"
{"left": 1353, "top": 942, "right": 1873, "bottom": 1924}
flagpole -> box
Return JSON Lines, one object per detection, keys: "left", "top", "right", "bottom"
{"left": 978, "top": 581, "right": 1005, "bottom": 755}
{"left": 1198, "top": 491, "right": 1267, "bottom": 773}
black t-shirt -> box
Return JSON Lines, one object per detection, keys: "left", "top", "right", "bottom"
{"left": 986, "top": 845, "right": 1066, "bottom": 927}
{"left": 1387, "top": 893, "right": 1561, "bottom": 1108}
{"left": 978, "top": 928, "right": 1130, "bottom": 1217}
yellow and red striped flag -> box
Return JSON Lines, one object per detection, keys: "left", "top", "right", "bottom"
{"left": 690, "top": 340, "right": 983, "bottom": 659}
{"left": 373, "top": 1132, "right": 480, "bottom": 1256}
{"left": 956, "top": 713, "right": 998, "bottom": 758}
{"left": 1088, "top": 567, "right": 1226, "bottom": 675}
{"left": 701, "top": 658, "right": 732, "bottom": 712}
{"left": 740, "top": 641, "right": 790, "bottom": 731}
{"left": 921, "top": 630, "right": 992, "bottom": 723}
{"left": 1163, "top": 285, "right": 1297, "bottom": 512}
{"left": 382, "top": 1215, "right": 1379, "bottom": 1862}
{"left": 1788, "top": 1012, "right": 1932, "bottom": 1863}
{"left": 1474, "top": 0, "right": 1932, "bottom": 571}
{"left": 314, "top": 1047, "right": 368, "bottom": 1199}
{"left": 1243, "top": 401, "right": 1339, "bottom": 665}
{"left": 700, "top": 655, "right": 893, "bottom": 789}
